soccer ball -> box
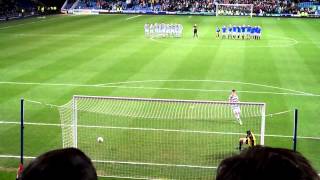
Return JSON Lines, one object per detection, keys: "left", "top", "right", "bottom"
{"left": 97, "top": 137, "right": 104, "bottom": 143}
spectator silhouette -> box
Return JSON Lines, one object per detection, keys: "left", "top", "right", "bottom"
{"left": 20, "top": 148, "right": 97, "bottom": 180}
{"left": 217, "top": 145, "right": 319, "bottom": 180}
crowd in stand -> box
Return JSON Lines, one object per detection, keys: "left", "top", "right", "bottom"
{"left": 83, "top": 0, "right": 319, "bottom": 15}
{"left": 1, "top": 0, "right": 319, "bottom": 20}
{"left": 0, "top": 0, "right": 61, "bottom": 20}
{"left": 0, "top": 0, "right": 31, "bottom": 20}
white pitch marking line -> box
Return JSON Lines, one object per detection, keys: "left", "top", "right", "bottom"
{"left": 0, "top": 80, "right": 319, "bottom": 97}
{"left": 126, "top": 15, "right": 142, "bottom": 20}
{"left": 95, "top": 79, "right": 316, "bottom": 96}
{"left": 149, "top": 36, "right": 298, "bottom": 48}
{"left": 92, "top": 159, "right": 217, "bottom": 169}
{"left": 0, "top": 15, "right": 61, "bottom": 30}
{"left": 1, "top": 121, "right": 320, "bottom": 140}
{"left": 0, "top": 155, "right": 216, "bottom": 171}
{"left": 98, "top": 175, "right": 150, "bottom": 180}
{"left": 0, "top": 155, "right": 35, "bottom": 159}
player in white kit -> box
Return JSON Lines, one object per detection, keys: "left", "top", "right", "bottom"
{"left": 228, "top": 89, "right": 242, "bottom": 125}
{"left": 144, "top": 24, "right": 149, "bottom": 37}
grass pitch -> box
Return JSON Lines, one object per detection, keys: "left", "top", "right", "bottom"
{"left": 0, "top": 14, "right": 319, "bottom": 179}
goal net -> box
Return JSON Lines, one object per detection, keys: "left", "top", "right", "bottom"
{"left": 59, "top": 95, "right": 266, "bottom": 179}
{"left": 215, "top": 3, "right": 254, "bottom": 18}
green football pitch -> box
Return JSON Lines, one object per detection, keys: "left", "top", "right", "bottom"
{"left": 0, "top": 14, "right": 319, "bottom": 179}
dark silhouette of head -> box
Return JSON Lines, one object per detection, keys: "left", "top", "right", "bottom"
{"left": 246, "top": 130, "right": 251, "bottom": 136}
{"left": 21, "top": 148, "right": 97, "bottom": 180}
{"left": 217, "top": 145, "right": 319, "bottom": 180}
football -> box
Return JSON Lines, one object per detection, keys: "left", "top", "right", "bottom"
{"left": 97, "top": 137, "right": 104, "bottom": 143}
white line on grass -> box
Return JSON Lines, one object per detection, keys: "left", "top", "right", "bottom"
{"left": 92, "top": 159, "right": 217, "bottom": 169}
{"left": 126, "top": 15, "right": 142, "bottom": 20}
{"left": 1, "top": 120, "right": 320, "bottom": 140}
{"left": 98, "top": 175, "right": 150, "bottom": 180}
{"left": 0, "top": 33, "right": 136, "bottom": 39}
{"left": 95, "top": 79, "right": 315, "bottom": 96}
{"left": 0, "top": 15, "right": 62, "bottom": 30}
{"left": 149, "top": 36, "right": 298, "bottom": 48}
{"left": 266, "top": 35, "right": 299, "bottom": 46}
{"left": 1, "top": 80, "right": 318, "bottom": 97}
{"left": 0, "top": 154, "right": 35, "bottom": 159}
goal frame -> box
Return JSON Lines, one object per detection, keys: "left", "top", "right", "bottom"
{"left": 70, "top": 95, "right": 266, "bottom": 147}
{"left": 215, "top": 3, "right": 254, "bottom": 18}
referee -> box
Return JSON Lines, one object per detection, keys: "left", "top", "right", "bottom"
{"left": 193, "top": 24, "right": 198, "bottom": 38}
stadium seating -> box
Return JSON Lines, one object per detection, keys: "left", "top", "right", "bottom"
{"left": 1, "top": 0, "right": 319, "bottom": 18}
{"left": 0, "top": 0, "right": 61, "bottom": 21}
{"left": 69, "top": 0, "right": 320, "bottom": 15}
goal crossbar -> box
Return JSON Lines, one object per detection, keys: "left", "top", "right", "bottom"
{"left": 73, "top": 95, "right": 265, "bottom": 106}
{"left": 215, "top": 3, "right": 253, "bottom": 7}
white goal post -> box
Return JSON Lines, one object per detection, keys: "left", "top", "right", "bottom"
{"left": 215, "top": 3, "right": 254, "bottom": 18}
{"left": 59, "top": 95, "right": 266, "bottom": 179}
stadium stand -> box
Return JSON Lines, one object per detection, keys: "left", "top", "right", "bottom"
{"left": 67, "top": 0, "right": 320, "bottom": 16}
{"left": 0, "top": 0, "right": 64, "bottom": 21}
{"left": 0, "top": 0, "right": 319, "bottom": 19}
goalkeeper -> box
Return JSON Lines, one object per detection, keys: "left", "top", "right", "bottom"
{"left": 239, "top": 130, "right": 256, "bottom": 151}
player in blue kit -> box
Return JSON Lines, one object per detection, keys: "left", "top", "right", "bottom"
{"left": 216, "top": 24, "right": 262, "bottom": 40}
{"left": 250, "top": 26, "right": 255, "bottom": 39}
{"left": 257, "top": 26, "right": 262, "bottom": 40}
{"left": 221, "top": 25, "right": 227, "bottom": 39}
{"left": 253, "top": 26, "right": 258, "bottom": 40}
{"left": 237, "top": 26, "right": 241, "bottom": 39}
{"left": 228, "top": 25, "right": 232, "bottom": 39}
{"left": 232, "top": 25, "right": 237, "bottom": 39}
{"left": 246, "top": 25, "right": 251, "bottom": 39}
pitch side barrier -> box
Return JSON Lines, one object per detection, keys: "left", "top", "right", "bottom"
{"left": 69, "top": 8, "right": 320, "bottom": 18}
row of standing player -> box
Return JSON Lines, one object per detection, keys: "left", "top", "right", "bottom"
{"left": 216, "top": 25, "right": 262, "bottom": 40}
{"left": 144, "top": 23, "right": 183, "bottom": 38}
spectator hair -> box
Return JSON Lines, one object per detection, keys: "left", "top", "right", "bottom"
{"left": 21, "top": 148, "right": 97, "bottom": 180}
{"left": 217, "top": 145, "right": 320, "bottom": 180}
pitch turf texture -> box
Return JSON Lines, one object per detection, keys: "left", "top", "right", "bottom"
{"left": 0, "top": 14, "right": 319, "bottom": 179}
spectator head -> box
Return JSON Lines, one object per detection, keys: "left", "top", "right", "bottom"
{"left": 216, "top": 145, "right": 319, "bottom": 180}
{"left": 21, "top": 148, "right": 97, "bottom": 180}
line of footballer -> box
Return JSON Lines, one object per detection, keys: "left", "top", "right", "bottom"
{"left": 216, "top": 25, "right": 262, "bottom": 40}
